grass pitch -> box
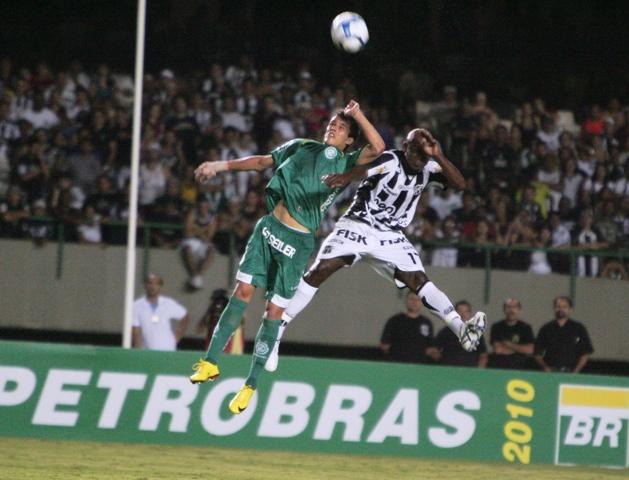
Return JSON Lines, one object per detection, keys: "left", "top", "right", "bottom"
{"left": 0, "top": 437, "right": 625, "bottom": 480}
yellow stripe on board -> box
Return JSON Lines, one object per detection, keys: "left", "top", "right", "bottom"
{"left": 561, "top": 386, "right": 629, "bottom": 408}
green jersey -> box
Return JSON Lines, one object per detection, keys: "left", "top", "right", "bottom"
{"left": 266, "top": 139, "right": 362, "bottom": 232}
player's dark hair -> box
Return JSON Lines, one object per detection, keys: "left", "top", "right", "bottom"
{"left": 333, "top": 110, "right": 360, "bottom": 141}
{"left": 553, "top": 295, "right": 572, "bottom": 308}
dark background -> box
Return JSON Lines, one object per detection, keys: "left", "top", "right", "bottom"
{"left": 2, "top": 0, "right": 628, "bottom": 110}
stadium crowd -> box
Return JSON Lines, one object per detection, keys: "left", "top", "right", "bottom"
{"left": 0, "top": 58, "right": 627, "bottom": 286}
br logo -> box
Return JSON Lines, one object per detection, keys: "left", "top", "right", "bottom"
{"left": 555, "top": 384, "right": 629, "bottom": 468}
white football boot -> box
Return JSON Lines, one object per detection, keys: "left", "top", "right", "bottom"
{"left": 459, "top": 311, "right": 487, "bottom": 352}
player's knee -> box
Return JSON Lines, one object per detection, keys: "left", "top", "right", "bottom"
{"left": 265, "top": 303, "right": 284, "bottom": 320}
{"left": 232, "top": 281, "right": 255, "bottom": 303}
{"left": 397, "top": 270, "right": 429, "bottom": 291}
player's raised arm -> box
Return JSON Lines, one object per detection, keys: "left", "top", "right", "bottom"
{"left": 344, "top": 100, "right": 385, "bottom": 165}
{"left": 418, "top": 129, "right": 466, "bottom": 190}
{"left": 194, "top": 155, "right": 273, "bottom": 184}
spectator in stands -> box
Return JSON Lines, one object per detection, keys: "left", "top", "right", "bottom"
{"left": 22, "top": 93, "right": 59, "bottom": 130}
{"left": 537, "top": 115, "right": 560, "bottom": 152}
{"left": 431, "top": 215, "right": 459, "bottom": 267}
{"left": 132, "top": 273, "right": 189, "bottom": 351}
{"left": 435, "top": 300, "right": 488, "bottom": 368}
{"left": 77, "top": 204, "right": 103, "bottom": 246}
{"left": 12, "top": 139, "right": 48, "bottom": 201}
{"left": 181, "top": 196, "right": 217, "bottom": 290}
{"left": 529, "top": 225, "right": 552, "bottom": 274}
{"left": 380, "top": 292, "right": 439, "bottom": 364}
{"left": 573, "top": 209, "right": 607, "bottom": 277}
{"left": 534, "top": 296, "right": 594, "bottom": 373}
{"left": 0, "top": 185, "right": 28, "bottom": 237}
{"left": 489, "top": 298, "right": 535, "bottom": 369}
{"left": 482, "top": 124, "right": 515, "bottom": 189}
{"left": 65, "top": 137, "right": 101, "bottom": 194}
{"left": 560, "top": 157, "right": 583, "bottom": 208}
{"left": 23, "top": 198, "right": 53, "bottom": 246}
{"left": 138, "top": 147, "right": 167, "bottom": 212}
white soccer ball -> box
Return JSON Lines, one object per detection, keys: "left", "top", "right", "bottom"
{"left": 330, "top": 12, "right": 369, "bottom": 53}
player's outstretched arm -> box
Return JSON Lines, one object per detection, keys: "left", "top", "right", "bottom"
{"left": 419, "top": 129, "right": 466, "bottom": 190}
{"left": 323, "top": 163, "right": 371, "bottom": 189}
{"left": 194, "top": 155, "right": 273, "bottom": 184}
{"left": 344, "top": 100, "right": 385, "bottom": 165}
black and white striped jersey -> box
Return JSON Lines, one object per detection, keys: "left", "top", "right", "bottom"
{"left": 344, "top": 150, "right": 447, "bottom": 231}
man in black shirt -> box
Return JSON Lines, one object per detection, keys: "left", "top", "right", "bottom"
{"left": 435, "top": 300, "right": 488, "bottom": 368}
{"left": 490, "top": 298, "right": 535, "bottom": 370}
{"left": 534, "top": 296, "right": 594, "bottom": 373}
{"left": 380, "top": 292, "right": 438, "bottom": 364}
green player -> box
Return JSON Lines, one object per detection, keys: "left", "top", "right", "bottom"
{"left": 189, "top": 100, "right": 385, "bottom": 414}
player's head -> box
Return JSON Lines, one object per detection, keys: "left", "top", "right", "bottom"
{"left": 455, "top": 300, "right": 472, "bottom": 322}
{"left": 402, "top": 128, "right": 432, "bottom": 170}
{"left": 144, "top": 273, "right": 164, "bottom": 297}
{"left": 553, "top": 296, "right": 572, "bottom": 320}
{"left": 503, "top": 298, "right": 522, "bottom": 322}
{"left": 323, "top": 111, "right": 358, "bottom": 151}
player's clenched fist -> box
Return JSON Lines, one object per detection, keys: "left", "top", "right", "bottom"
{"left": 194, "top": 160, "right": 228, "bottom": 184}
{"left": 343, "top": 100, "right": 360, "bottom": 117}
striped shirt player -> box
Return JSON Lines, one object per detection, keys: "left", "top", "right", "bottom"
{"left": 266, "top": 128, "right": 488, "bottom": 372}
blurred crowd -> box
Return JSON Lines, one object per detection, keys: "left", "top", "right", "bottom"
{"left": 0, "top": 57, "right": 627, "bottom": 283}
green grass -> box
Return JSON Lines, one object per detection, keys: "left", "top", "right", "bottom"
{"left": 0, "top": 437, "right": 626, "bottom": 480}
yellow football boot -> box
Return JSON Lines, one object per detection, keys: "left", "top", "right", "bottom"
{"left": 228, "top": 385, "right": 256, "bottom": 414}
{"left": 189, "top": 359, "right": 220, "bottom": 384}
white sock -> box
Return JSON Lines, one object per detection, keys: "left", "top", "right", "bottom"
{"left": 417, "top": 281, "right": 464, "bottom": 337}
{"left": 278, "top": 278, "right": 318, "bottom": 339}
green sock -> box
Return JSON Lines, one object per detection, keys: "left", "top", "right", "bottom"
{"left": 245, "top": 318, "right": 281, "bottom": 388}
{"left": 204, "top": 296, "right": 248, "bottom": 364}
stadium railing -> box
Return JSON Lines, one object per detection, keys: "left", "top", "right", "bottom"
{"left": 8, "top": 217, "right": 628, "bottom": 306}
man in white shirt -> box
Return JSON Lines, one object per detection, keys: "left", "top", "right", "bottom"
{"left": 132, "top": 274, "right": 189, "bottom": 351}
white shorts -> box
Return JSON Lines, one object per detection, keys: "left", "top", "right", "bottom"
{"left": 311, "top": 217, "right": 424, "bottom": 288}
{"left": 181, "top": 237, "right": 210, "bottom": 259}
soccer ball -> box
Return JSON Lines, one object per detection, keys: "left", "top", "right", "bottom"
{"left": 330, "top": 12, "right": 369, "bottom": 53}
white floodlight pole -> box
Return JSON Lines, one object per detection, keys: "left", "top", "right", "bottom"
{"left": 122, "top": 0, "right": 147, "bottom": 348}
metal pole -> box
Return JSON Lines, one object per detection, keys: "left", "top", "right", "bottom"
{"left": 122, "top": 0, "right": 147, "bottom": 348}
{"left": 484, "top": 245, "right": 491, "bottom": 305}
{"left": 56, "top": 222, "right": 64, "bottom": 280}
{"left": 569, "top": 250, "right": 576, "bottom": 306}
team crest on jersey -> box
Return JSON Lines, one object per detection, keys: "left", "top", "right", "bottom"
{"left": 413, "top": 184, "right": 424, "bottom": 195}
{"left": 324, "top": 147, "right": 337, "bottom": 159}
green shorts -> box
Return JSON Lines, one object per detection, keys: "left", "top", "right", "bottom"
{"left": 236, "top": 214, "right": 315, "bottom": 307}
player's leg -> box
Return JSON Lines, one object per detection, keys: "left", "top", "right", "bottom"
{"left": 394, "top": 269, "right": 486, "bottom": 351}
{"left": 229, "top": 215, "right": 315, "bottom": 412}
{"left": 265, "top": 219, "right": 368, "bottom": 372}
{"left": 190, "top": 218, "right": 270, "bottom": 384}
{"left": 367, "top": 230, "right": 486, "bottom": 351}
{"left": 265, "top": 255, "right": 353, "bottom": 372}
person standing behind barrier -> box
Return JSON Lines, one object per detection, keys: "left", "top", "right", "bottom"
{"left": 132, "top": 273, "right": 189, "bottom": 351}
{"left": 489, "top": 298, "right": 535, "bottom": 369}
{"left": 534, "top": 296, "right": 594, "bottom": 373}
{"left": 380, "top": 292, "right": 439, "bottom": 364}
{"left": 434, "top": 300, "right": 488, "bottom": 368}
{"left": 197, "top": 288, "right": 245, "bottom": 354}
